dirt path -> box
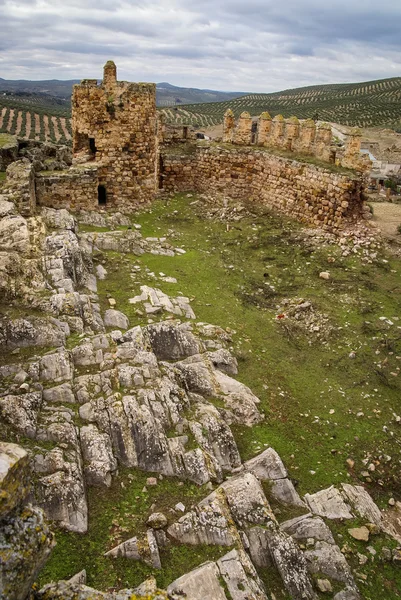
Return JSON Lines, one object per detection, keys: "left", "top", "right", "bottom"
{"left": 371, "top": 202, "right": 401, "bottom": 237}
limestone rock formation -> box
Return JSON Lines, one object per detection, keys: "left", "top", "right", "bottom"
{"left": 0, "top": 442, "right": 55, "bottom": 600}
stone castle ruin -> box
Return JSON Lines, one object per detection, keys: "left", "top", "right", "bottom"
{"left": 72, "top": 60, "right": 157, "bottom": 207}
{"left": 0, "top": 61, "right": 371, "bottom": 232}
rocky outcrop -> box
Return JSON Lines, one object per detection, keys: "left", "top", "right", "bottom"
{"left": 0, "top": 442, "right": 55, "bottom": 600}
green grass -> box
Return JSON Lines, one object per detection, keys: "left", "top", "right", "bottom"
{"left": 91, "top": 194, "right": 401, "bottom": 500}
{"left": 31, "top": 193, "right": 401, "bottom": 594}
{"left": 0, "top": 133, "right": 16, "bottom": 148}
{"left": 39, "top": 468, "right": 225, "bottom": 590}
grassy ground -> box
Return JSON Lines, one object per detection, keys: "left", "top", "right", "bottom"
{"left": 40, "top": 194, "right": 401, "bottom": 597}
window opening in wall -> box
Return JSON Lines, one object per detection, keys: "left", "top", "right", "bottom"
{"left": 251, "top": 121, "right": 258, "bottom": 144}
{"left": 98, "top": 185, "right": 107, "bottom": 205}
{"left": 89, "top": 138, "right": 97, "bottom": 155}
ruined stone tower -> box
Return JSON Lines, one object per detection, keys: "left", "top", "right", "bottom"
{"left": 72, "top": 61, "right": 157, "bottom": 207}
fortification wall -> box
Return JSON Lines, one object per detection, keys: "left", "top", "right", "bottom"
{"left": 223, "top": 111, "right": 369, "bottom": 172}
{"left": 72, "top": 61, "right": 157, "bottom": 207}
{"left": 35, "top": 166, "right": 99, "bottom": 211}
{"left": 161, "top": 145, "right": 364, "bottom": 231}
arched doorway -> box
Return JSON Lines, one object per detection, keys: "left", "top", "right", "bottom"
{"left": 98, "top": 185, "right": 107, "bottom": 205}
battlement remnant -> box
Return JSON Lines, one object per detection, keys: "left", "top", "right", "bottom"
{"left": 233, "top": 112, "right": 253, "bottom": 145}
{"left": 221, "top": 112, "right": 370, "bottom": 171}
{"left": 72, "top": 60, "right": 158, "bottom": 207}
{"left": 223, "top": 109, "right": 235, "bottom": 143}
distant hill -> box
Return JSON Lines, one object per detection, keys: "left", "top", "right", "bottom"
{"left": 1, "top": 75, "right": 400, "bottom": 145}
{"left": 160, "top": 77, "right": 401, "bottom": 129}
{"left": 0, "top": 77, "right": 248, "bottom": 106}
{"left": 0, "top": 78, "right": 79, "bottom": 100}
{"left": 156, "top": 82, "right": 247, "bottom": 106}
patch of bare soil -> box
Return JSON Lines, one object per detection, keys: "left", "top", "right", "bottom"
{"left": 59, "top": 117, "right": 71, "bottom": 140}
{"left": 6, "top": 109, "right": 14, "bottom": 132}
{"left": 43, "top": 115, "right": 50, "bottom": 141}
{"left": 0, "top": 107, "right": 6, "bottom": 129}
{"left": 204, "top": 123, "right": 223, "bottom": 140}
{"left": 15, "top": 111, "right": 22, "bottom": 136}
{"left": 371, "top": 202, "right": 401, "bottom": 237}
{"left": 51, "top": 116, "right": 61, "bottom": 142}
{"left": 25, "top": 112, "right": 31, "bottom": 139}
{"left": 34, "top": 113, "right": 41, "bottom": 140}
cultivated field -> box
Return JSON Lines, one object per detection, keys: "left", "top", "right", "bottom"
{"left": 0, "top": 95, "right": 72, "bottom": 144}
{"left": 160, "top": 77, "right": 401, "bottom": 129}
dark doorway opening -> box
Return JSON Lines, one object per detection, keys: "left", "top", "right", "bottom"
{"left": 183, "top": 126, "right": 188, "bottom": 140}
{"left": 89, "top": 138, "right": 97, "bottom": 156}
{"left": 98, "top": 185, "right": 107, "bottom": 205}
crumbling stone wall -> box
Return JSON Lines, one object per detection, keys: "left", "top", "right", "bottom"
{"left": 223, "top": 113, "right": 370, "bottom": 172}
{"left": 1, "top": 159, "right": 36, "bottom": 216}
{"left": 72, "top": 61, "right": 157, "bottom": 207}
{"left": 161, "top": 145, "right": 364, "bottom": 231}
{"left": 35, "top": 165, "right": 99, "bottom": 211}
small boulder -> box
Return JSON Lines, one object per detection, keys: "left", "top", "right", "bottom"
{"left": 147, "top": 512, "right": 168, "bottom": 529}
{"left": 104, "top": 309, "right": 129, "bottom": 330}
{"left": 348, "top": 526, "right": 369, "bottom": 542}
{"left": 317, "top": 579, "right": 333, "bottom": 593}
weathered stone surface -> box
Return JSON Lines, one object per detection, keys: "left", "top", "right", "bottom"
{"left": 147, "top": 512, "right": 168, "bottom": 529}
{"left": 68, "top": 570, "right": 87, "bottom": 585}
{"left": 0, "top": 504, "right": 55, "bottom": 600}
{"left": 104, "top": 309, "right": 129, "bottom": 330}
{"left": 221, "top": 473, "right": 276, "bottom": 527}
{"left": 0, "top": 392, "right": 42, "bottom": 438}
{"left": 0, "top": 442, "right": 30, "bottom": 517}
{"left": 41, "top": 207, "right": 77, "bottom": 232}
{"left": 145, "top": 321, "right": 202, "bottom": 361}
{"left": 35, "top": 448, "right": 88, "bottom": 533}
{"left": 105, "top": 529, "right": 161, "bottom": 568}
{"left": 39, "top": 349, "right": 73, "bottom": 382}
{"left": 305, "top": 486, "right": 353, "bottom": 520}
{"left": 167, "top": 561, "right": 227, "bottom": 600}
{"left": 0, "top": 316, "right": 68, "bottom": 350}
{"left": 280, "top": 514, "right": 335, "bottom": 545}
{"left": 43, "top": 383, "right": 75, "bottom": 404}
{"left": 304, "top": 541, "right": 357, "bottom": 587}
{"left": 244, "top": 448, "right": 287, "bottom": 480}
{"left": 270, "top": 478, "right": 305, "bottom": 507}
{"left": 80, "top": 424, "right": 117, "bottom": 487}
{"left": 348, "top": 526, "right": 370, "bottom": 542}
{"left": 264, "top": 525, "right": 317, "bottom": 600}
{"left": 216, "top": 548, "right": 267, "bottom": 600}
{"left": 341, "top": 484, "right": 380, "bottom": 520}
{"left": 0, "top": 214, "right": 30, "bottom": 252}
{"left": 167, "top": 489, "right": 236, "bottom": 546}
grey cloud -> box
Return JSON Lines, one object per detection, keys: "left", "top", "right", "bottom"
{"left": 0, "top": 0, "right": 400, "bottom": 91}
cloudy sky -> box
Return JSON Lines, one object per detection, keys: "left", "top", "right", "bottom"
{"left": 1, "top": 0, "right": 400, "bottom": 92}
